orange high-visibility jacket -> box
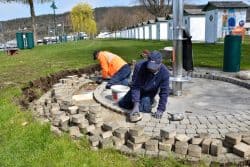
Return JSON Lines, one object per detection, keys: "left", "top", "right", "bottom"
{"left": 97, "top": 51, "right": 127, "bottom": 79}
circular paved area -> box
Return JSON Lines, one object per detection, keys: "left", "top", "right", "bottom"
{"left": 96, "top": 77, "right": 250, "bottom": 139}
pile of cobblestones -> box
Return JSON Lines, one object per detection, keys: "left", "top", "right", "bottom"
{"left": 31, "top": 71, "right": 250, "bottom": 166}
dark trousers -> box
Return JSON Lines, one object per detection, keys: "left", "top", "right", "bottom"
{"left": 118, "top": 90, "right": 153, "bottom": 113}
{"left": 107, "top": 64, "right": 131, "bottom": 88}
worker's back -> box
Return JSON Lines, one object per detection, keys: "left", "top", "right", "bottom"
{"left": 98, "top": 51, "right": 127, "bottom": 78}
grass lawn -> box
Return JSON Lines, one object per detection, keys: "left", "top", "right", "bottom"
{"left": 0, "top": 39, "right": 249, "bottom": 166}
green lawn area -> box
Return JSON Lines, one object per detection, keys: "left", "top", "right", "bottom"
{"left": 0, "top": 39, "right": 249, "bottom": 166}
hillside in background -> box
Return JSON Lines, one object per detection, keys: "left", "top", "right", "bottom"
{"left": 0, "top": 5, "right": 205, "bottom": 41}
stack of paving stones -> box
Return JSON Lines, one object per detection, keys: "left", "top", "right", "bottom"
{"left": 126, "top": 126, "right": 149, "bottom": 155}
{"left": 32, "top": 71, "right": 250, "bottom": 166}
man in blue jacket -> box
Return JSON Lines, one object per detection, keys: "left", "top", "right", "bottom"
{"left": 119, "top": 51, "right": 170, "bottom": 121}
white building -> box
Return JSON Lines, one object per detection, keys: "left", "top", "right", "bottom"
{"left": 156, "top": 17, "right": 169, "bottom": 40}
{"left": 138, "top": 23, "right": 144, "bottom": 40}
{"left": 184, "top": 9, "right": 206, "bottom": 41}
{"left": 148, "top": 20, "right": 157, "bottom": 40}
{"left": 203, "top": 1, "right": 248, "bottom": 43}
{"left": 143, "top": 22, "right": 150, "bottom": 40}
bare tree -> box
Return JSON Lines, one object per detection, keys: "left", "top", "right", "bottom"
{"left": 103, "top": 9, "right": 130, "bottom": 31}
{"left": 133, "top": 7, "right": 154, "bottom": 23}
{"left": 139, "top": 0, "right": 172, "bottom": 17}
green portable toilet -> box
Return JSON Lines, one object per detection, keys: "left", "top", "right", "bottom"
{"left": 26, "top": 32, "right": 34, "bottom": 49}
{"left": 223, "top": 35, "right": 242, "bottom": 72}
{"left": 16, "top": 32, "right": 25, "bottom": 49}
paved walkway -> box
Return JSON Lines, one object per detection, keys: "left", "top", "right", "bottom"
{"left": 94, "top": 68, "right": 250, "bottom": 139}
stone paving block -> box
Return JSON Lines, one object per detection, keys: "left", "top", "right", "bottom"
{"left": 159, "top": 142, "right": 172, "bottom": 151}
{"left": 59, "top": 115, "right": 70, "bottom": 127}
{"left": 210, "top": 139, "right": 223, "bottom": 156}
{"left": 89, "top": 135, "right": 100, "bottom": 147}
{"left": 127, "top": 139, "right": 142, "bottom": 151}
{"left": 130, "top": 135, "right": 150, "bottom": 144}
{"left": 78, "top": 120, "right": 89, "bottom": 129}
{"left": 78, "top": 105, "right": 89, "bottom": 112}
{"left": 196, "top": 129, "right": 208, "bottom": 134}
{"left": 191, "top": 137, "right": 203, "bottom": 145}
{"left": 112, "top": 136, "right": 125, "bottom": 148}
{"left": 88, "top": 128, "right": 102, "bottom": 136}
{"left": 144, "top": 126, "right": 154, "bottom": 132}
{"left": 186, "top": 128, "right": 196, "bottom": 134}
{"left": 233, "top": 142, "right": 250, "bottom": 158}
{"left": 228, "top": 128, "right": 239, "bottom": 133}
{"left": 88, "top": 115, "right": 103, "bottom": 124}
{"left": 207, "top": 129, "right": 219, "bottom": 134}
{"left": 160, "top": 128, "right": 176, "bottom": 139}
{"left": 52, "top": 118, "right": 60, "bottom": 127}
{"left": 113, "top": 127, "right": 128, "bottom": 139}
{"left": 101, "top": 131, "right": 113, "bottom": 139}
{"left": 242, "top": 132, "right": 250, "bottom": 138}
{"left": 68, "top": 106, "right": 78, "bottom": 115}
{"left": 218, "top": 128, "right": 229, "bottom": 135}
{"left": 188, "top": 144, "right": 202, "bottom": 158}
{"left": 174, "top": 141, "right": 188, "bottom": 155}
{"left": 69, "top": 126, "right": 82, "bottom": 139}
{"left": 89, "top": 104, "right": 101, "bottom": 113}
{"left": 102, "top": 122, "right": 120, "bottom": 131}
{"left": 202, "top": 138, "right": 212, "bottom": 154}
{"left": 161, "top": 138, "right": 175, "bottom": 145}
{"left": 155, "top": 123, "right": 166, "bottom": 129}
{"left": 145, "top": 139, "right": 159, "bottom": 152}
{"left": 80, "top": 125, "right": 95, "bottom": 134}
{"left": 225, "top": 133, "right": 242, "bottom": 145}
{"left": 71, "top": 114, "right": 85, "bottom": 124}
{"left": 175, "top": 134, "right": 191, "bottom": 142}
{"left": 100, "top": 137, "right": 113, "bottom": 149}
{"left": 176, "top": 129, "right": 185, "bottom": 134}
{"left": 242, "top": 137, "right": 250, "bottom": 145}
{"left": 129, "top": 126, "right": 144, "bottom": 137}
{"left": 198, "top": 133, "right": 210, "bottom": 139}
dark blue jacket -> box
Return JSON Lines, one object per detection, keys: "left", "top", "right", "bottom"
{"left": 131, "top": 60, "right": 170, "bottom": 112}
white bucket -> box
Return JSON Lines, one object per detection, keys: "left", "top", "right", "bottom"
{"left": 110, "top": 85, "right": 130, "bottom": 102}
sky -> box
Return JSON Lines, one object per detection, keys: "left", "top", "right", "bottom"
{"left": 0, "top": 0, "right": 249, "bottom": 21}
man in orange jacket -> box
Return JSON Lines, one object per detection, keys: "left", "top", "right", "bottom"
{"left": 93, "top": 50, "right": 131, "bottom": 89}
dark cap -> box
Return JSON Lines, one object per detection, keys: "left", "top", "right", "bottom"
{"left": 147, "top": 51, "right": 162, "bottom": 71}
{"left": 93, "top": 50, "right": 100, "bottom": 60}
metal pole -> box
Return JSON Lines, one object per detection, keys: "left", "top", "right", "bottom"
{"left": 172, "top": 0, "right": 184, "bottom": 96}
{"left": 53, "top": 9, "right": 56, "bottom": 36}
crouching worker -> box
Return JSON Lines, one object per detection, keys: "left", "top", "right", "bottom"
{"left": 118, "top": 51, "right": 170, "bottom": 122}
{"left": 93, "top": 50, "right": 131, "bottom": 89}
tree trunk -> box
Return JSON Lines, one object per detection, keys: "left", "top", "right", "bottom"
{"left": 28, "top": 0, "right": 36, "bottom": 45}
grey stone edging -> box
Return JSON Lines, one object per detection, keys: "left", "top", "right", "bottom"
{"left": 191, "top": 72, "right": 250, "bottom": 90}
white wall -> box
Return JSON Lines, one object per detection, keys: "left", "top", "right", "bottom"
{"left": 144, "top": 25, "right": 150, "bottom": 40}
{"left": 205, "top": 10, "right": 218, "bottom": 43}
{"left": 139, "top": 27, "right": 143, "bottom": 40}
{"left": 190, "top": 16, "right": 206, "bottom": 41}
{"left": 159, "top": 22, "right": 168, "bottom": 40}
{"left": 135, "top": 28, "right": 139, "bottom": 39}
{"left": 152, "top": 24, "right": 157, "bottom": 40}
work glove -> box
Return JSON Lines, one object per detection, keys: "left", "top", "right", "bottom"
{"left": 152, "top": 110, "right": 163, "bottom": 119}
{"left": 130, "top": 102, "right": 140, "bottom": 116}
